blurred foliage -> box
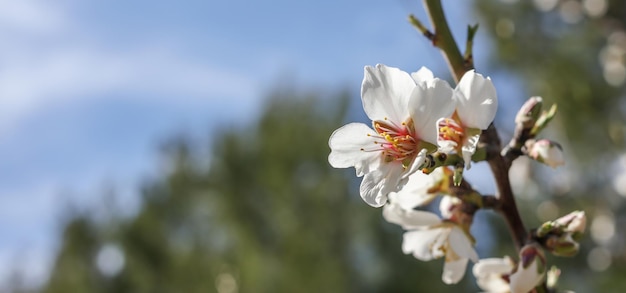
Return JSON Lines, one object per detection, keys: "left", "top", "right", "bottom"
{"left": 476, "top": 0, "right": 625, "bottom": 159}
{"left": 36, "top": 90, "right": 476, "bottom": 293}
{"left": 475, "top": 0, "right": 626, "bottom": 292}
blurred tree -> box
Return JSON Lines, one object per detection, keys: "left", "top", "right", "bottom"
{"left": 474, "top": 0, "right": 626, "bottom": 292}
{"left": 39, "top": 89, "right": 476, "bottom": 293}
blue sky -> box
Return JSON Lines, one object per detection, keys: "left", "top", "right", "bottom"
{"left": 0, "top": 0, "right": 527, "bottom": 288}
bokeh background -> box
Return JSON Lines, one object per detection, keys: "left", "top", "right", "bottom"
{"left": 1, "top": 0, "right": 625, "bottom": 292}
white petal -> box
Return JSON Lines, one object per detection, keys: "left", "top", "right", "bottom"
{"left": 402, "top": 228, "right": 447, "bottom": 261}
{"left": 389, "top": 168, "right": 443, "bottom": 209}
{"left": 361, "top": 64, "right": 415, "bottom": 123}
{"left": 448, "top": 226, "right": 478, "bottom": 262}
{"left": 442, "top": 258, "right": 468, "bottom": 284}
{"left": 509, "top": 260, "right": 545, "bottom": 293}
{"left": 409, "top": 79, "right": 455, "bottom": 144}
{"left": 461, "top": 133, "right": 480, "bottom": 170}
{"left": 359, "top": 163, "right": 403, "bottom": 207}
{"left": 403, "top": 148, "right": 428, "bottom": 179}
{"left": 455, "top": 70, "right": 498, "bottom": 129}
{"left": 476, "top": 274, "right": 511, "bottom": 293}
{"left": 328, "top": 123, "right": 381, "bottom": 176}
{"left": 472, "top": 257, "right": 515, "bottom": 278}
{"left": 383, "top": 203, "right": 441, "bottom": 229}
{"left": 410, "top": 66, "right": 435, "bottom": 85}
{"left": 439, "top": 196, "right": 462, "bottom": 219}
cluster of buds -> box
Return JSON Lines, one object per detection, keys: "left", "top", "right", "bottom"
{"left": 535, "top": 211, "right": 586, "bottom": 257}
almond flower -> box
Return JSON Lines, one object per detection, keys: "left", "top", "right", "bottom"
{"left": 437, "top": 70, "right": 498, "bottom": 169}
{"left": 383, "top": 196, "right": 478, "bottom": 284}
{"left": 328, "top": 65, "right": 455, "bottom": 207}
{"left": 473, "top": 246, "right": 546, "bottom": 293}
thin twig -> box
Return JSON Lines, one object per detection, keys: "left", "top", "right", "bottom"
{"left": 422, "top": 0, "right": 471, "bottom": 82}
{"left": 408, "top": 14, "right": 435, "bottom": 42}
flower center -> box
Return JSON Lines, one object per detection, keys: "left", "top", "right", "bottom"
{"left": 438, "top": 117, "right": 465, "bottom": 148}
{"left": 364, "top": 117, "right": 417, "bottom": 168}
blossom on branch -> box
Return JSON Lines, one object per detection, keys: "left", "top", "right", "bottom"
{"left": 437, "top": 70, "right": 498, "bottom": 169}
{"left": 382, "top": 196, "right": 478, "bottom": 284}
{"left": 328, "top": 64, "right": 455, "bottom": 207}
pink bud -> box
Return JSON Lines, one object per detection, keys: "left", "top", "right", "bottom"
{"left": 555, "top": 210, "right": 586, "bottom": 234}
{"left": 528, "top": 139, "right": 564, "bottom": 168}
{"left": 515, "top": 96, "right": 543, "bottom": 126}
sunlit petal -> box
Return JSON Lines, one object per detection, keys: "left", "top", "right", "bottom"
{"left": 328, "top": 123, "right": 382, "bottom": 176}
{"left": 402, "top": 228, "right": 447, "bottom": 261}
{"left": 410, "top": 79, "right": 455, "bottom": 144}
{"left": 361, "top": 64, "right": 415, "bottom": 122}
{"left": 448, "top": 227, "right": 478, "bottom": 262}
{"left": 455, "top": 70, "right": 498, "bottom": 129}
{"left": 442, "top": 258, "right": 468, "bottom": 284}
{"left": 410, "top": 66, "right": 435, "bottom": 85}
{"left": 383, "top": 203, "right": 441, "bottom": 229}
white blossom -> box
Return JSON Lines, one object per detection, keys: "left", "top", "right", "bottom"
{"left": 437, "top": 70, "right": 498, "bottom": 169}
{"left": 329, "top": 64, "right": 455, "bottom": 207}
{"left": 382, "top": 198, "right": 478, "bottom": 284}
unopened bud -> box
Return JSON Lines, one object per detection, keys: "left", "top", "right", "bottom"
{"left": 546, "top": 234, "right": 580, "bottom": 257}
{"left": 535, "top": 221, "right": 556, "bottom": 238}
{"left": 531, "top": 104, "right": 558, "bottom": 136}
{"left": 555, "top": 210, "right": 586, "bottom": 235}
{"left": 510, "top": 244, "right": 546, "bottom": 293}
{"left": 527, "top": 139, "right": 564, "bottom": 168}
{"left": 546, "top": 266, "right": 561, "bottom": 289}
{"left": 515, "top": 96, "right": 543, "bottom": 128}
{"left": 536, "top": 211, "right": 586, "bottom": 257}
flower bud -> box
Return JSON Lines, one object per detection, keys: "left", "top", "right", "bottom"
{"left": 546, "top": 266, "right": 561, "bottom": 289}
{"left": 515, "top": 96, "right": 543, "bottom": 127}
{"left": 545, "top": 234, "right": 580, "bottom": 257}
{"left": 527, "top": 139, "right": 564, "bottom": 168}
{"left": 555, "top": 210, "right": 586, "bottom": 235}
{"left": 531, "top": 104, "right": 558, "bottom": 136}
{"left": 536, "top": 211, "right": 586, "bottom": 257}
{"left": 510, "top": 244, "right": 546, "bottom": 293}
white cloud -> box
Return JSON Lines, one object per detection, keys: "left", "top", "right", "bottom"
{"left": 0, "top": 0, "right": 68, "bottom": 35}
